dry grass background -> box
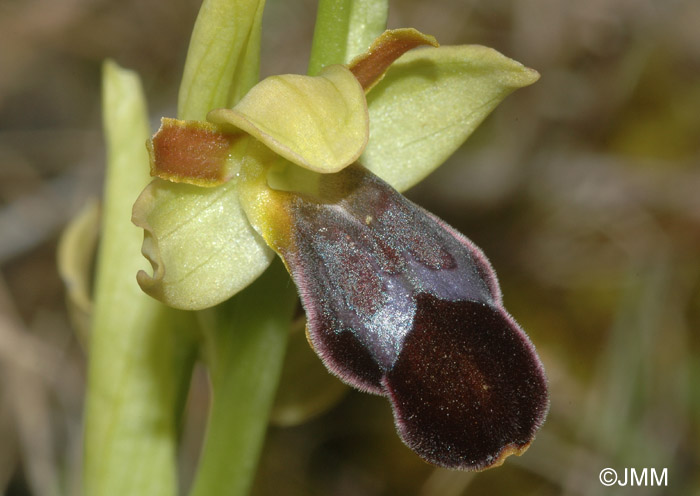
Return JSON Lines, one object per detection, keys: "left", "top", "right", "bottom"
{"left": 1, "top": 0, "right": 699, "bottom": 494}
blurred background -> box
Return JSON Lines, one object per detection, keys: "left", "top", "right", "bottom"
{"left": 1, "top": 0, "right": 698, "bottom": 494}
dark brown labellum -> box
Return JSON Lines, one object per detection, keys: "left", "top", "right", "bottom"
{"left": 267, "top": 164, "right": 548, "bottom": 470}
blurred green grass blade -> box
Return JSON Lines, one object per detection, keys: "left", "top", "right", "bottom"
{"left": 178, "top": 0, "right": 266, "bottom": 120}
{"left": 308, "top": 0, "right": 388, "bottom": 76}
{"left": 83, "top": 60, "right": 198, "bottom": 496}
{"left": 189, "top": 260, "right": 297, "bottom": 496}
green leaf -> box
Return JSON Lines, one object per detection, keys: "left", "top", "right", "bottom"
{"left": 132, "top": 169, "right": 274, "bottom": 311}
{"left": 208, "top": 65, "right": 368, "bottom": 174}
{"left": 361, "top": 45, "right": 540, "bottom": 192}
{"left": 308, "top": 0, "right": 389, "bottom": 76}
{"left": 84, "top": 60, "right": 197, "bottom": 496}
{"left": 57, "top": 198, "right": 99, "bottom": 347}
{"left": 189, "top": 260, "right": 297, "bottom": 496}
{"left": 178, "top": 0, "right": 266, "bottom": 120}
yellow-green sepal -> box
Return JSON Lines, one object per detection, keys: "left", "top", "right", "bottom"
{"left": 362, "top": 45, "right": 540, "bottom": 192}
{"left": 207, "top": 64, "right": 368, "bottom": 174}
{"left": 132, "top": 173, "right": 274, "bottom": 311}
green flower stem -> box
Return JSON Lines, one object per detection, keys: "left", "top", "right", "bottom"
{"left": 84, "top": 60, "right": 198, "bottom": 496}
{"left": 189, "top": 260, "right": 297, "bottom": 496}
{"left": 185, "top": 9, "right": 390, "bottom": 490}
{"left": 308, "top": 0, "right": 388, "bottom": 75}
{"left": 177, "top": 2, "right": 296, "bottom": 494}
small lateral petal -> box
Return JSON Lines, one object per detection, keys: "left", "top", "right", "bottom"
{"left": 148, "top": 118, "right": 245, "bottom": 187}
{"left": 348, "top": 28, "right": 439, "bottom": 91}
{"left": 207, "top": 64, "right": 368, "bottom": 174}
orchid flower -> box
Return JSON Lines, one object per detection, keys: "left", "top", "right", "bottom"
{"left": 130, "top": 17, "right": 548, "bottom": 471}
{"left": 84, "top": 2, "right": 548, "bottom": 492}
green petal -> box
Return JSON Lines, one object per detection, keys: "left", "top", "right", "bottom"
{"left": 132, "top": 176, "right": 273, "bottom": 311}
{"left": 361, "top": 45, "right": 540, "bottom": 192}
{"left": 207, "top": 64, "right": 368, "bottom": 174}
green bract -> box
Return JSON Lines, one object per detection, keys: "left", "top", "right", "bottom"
{"left": 178, "top": 0, "right": 266, "bottom": 120}
{"left": 86, "top": 61, "right": 197, "bottom": 496}
{"left": 133, "top": 29, "right": 539, "bottom": 311}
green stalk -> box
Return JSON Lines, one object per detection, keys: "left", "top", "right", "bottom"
{"left": 308, "top": 0, "right": 388, "bottom": 75}
{"left": 189, "top": 261, "right": 297, "bottom": 496}
{"left": 83, "top": 60, "right": 197, "bottom": 496}
{"left": 183, "top": 1, "right": 387, "bottom": 493}
{"left": 178, "top": 1, "right": 294, "bottom": 495}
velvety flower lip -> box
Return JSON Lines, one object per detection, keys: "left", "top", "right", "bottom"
{"left": 240, "top": 162, "right": 549, "bottom": 470}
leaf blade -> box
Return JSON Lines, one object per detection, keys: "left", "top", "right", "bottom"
{"left": 84, "top": 60, "right": 197, "bottom": 496}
